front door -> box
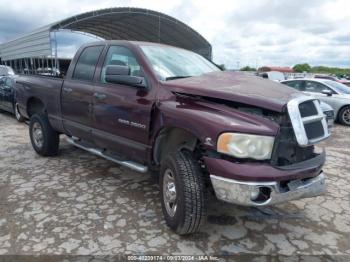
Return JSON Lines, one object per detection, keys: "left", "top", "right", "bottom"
{"left": 92, "top": 45, "right": 156, "bottom": 163}
{"left": 61, "top": 45, "right": 104, "bottom": 142}
{"left": 303, "top": 80, "right": 338, "bottom": 108}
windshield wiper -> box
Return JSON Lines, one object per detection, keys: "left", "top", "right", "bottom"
{"left": 165, "top": 76, "right": 192, "bottom": 81}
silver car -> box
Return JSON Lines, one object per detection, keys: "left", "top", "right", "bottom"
{"left": 282, "top": 78, "right": 350, "bottom": 126}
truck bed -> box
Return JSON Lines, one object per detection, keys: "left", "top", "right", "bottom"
{"left": 15, "top": 74, "right": 65, "bottom": 132}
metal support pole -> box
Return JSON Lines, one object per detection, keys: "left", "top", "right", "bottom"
{"left": 54, "top": 31, "right": 59, "bottom": 75}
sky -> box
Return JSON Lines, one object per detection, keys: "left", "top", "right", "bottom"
{"left": 0, "top": 0, "right": 349, "bottom": 69}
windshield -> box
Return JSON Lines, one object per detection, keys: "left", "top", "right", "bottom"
{"left": 324, "top": 80, "right": 350, "bottom": 94}
{"left": 140, "top": 45, "right": 220, "bottom": 81}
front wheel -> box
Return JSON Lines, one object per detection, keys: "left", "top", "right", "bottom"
{"left": 14, "top": 103, "right": 25, "bottom": 122}
{"left": 160, "top": 150, "right": 206, "bottom": 235}
{"left": 29, "top": 113, "right": 59, "bottom": 156}
{"left": 338, "top": 106, "right": 350, "bottom": 126}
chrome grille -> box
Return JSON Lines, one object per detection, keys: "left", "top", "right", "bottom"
{"left": 287, "top": 97, "right": 330, "bottom": 147}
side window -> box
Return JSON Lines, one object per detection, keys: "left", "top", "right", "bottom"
{"left": 73, "top": 46, "right": 104, "bottom": 81}
{"left": 101, "top": 46, "right": 142, "bottom": 83}
{"left": 285, "top": 81, "right": 305, "bottom": 91}
{"left": 305, "top": 81, "right": 328, "bottom": 93}
{"left": 5, "top": 78, "right": 13, "bottom": 87}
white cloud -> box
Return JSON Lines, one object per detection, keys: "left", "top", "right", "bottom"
{"left": 0, "top": 0, "right": 350, "bottom": 68}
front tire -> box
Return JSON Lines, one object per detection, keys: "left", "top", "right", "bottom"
{"left": 14, "top": 102, "right": 25, "bottom": 122}
{"left": 338, "top": 106, "right": 350, "bottom": 126}
{"left": 29, "top": 113, "right": 59, "bottom": 156}
{"left": 160, "top": 150, "right": 206, "bottom": 235}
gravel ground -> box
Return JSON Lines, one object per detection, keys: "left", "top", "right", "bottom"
{"left": 0, "top": 112, "right": 349, "bottom": 258}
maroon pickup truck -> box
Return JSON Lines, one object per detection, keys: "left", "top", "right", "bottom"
{"left": 16, "top": 41, "right": 330, "bottom": 234}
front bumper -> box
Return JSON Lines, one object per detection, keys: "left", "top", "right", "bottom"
{"left": 210, "top": 172, "right": 326, "bottom": 206}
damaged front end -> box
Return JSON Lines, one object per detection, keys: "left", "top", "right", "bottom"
{"left": 190, "top": 94, "right": 330, "bottom": 206}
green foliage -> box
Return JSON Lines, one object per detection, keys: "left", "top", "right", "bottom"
{"left": 293, "top": 64, "right": 350, "bottom": 76}
{"left": 310, "top": 66, "right": 350, "bottom": 75}
{"left": 240, "top": 66, "right": 256, "bottom": 71}
{"left": 293, "top": 63, "right": 312, "bottom": 73}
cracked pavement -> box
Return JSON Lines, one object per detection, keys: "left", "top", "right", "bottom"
{"left": 0, "top": 112, "right": 349, "bottom": 256}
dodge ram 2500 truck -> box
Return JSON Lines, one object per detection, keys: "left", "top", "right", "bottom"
{"left": 16, "top": 41, "right": 330, "bottom": 235}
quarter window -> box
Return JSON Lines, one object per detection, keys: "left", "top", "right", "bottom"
{"left": 73, "top": 46, "right": 104, "bottom": 81}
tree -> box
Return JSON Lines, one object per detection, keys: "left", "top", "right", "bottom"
{"left": 240, "top": 66, "right": 256, "bottom": 71}
{"left": 293, "top": 63, "right": 311, "bottom": 73}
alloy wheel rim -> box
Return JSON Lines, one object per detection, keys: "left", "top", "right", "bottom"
{"left": 343, "top": 109, "right": 350, "bottom": 125}
{"left": 32, "top": 122, "right": 44, "bottom": 148}
{"left": 163, "top": 168, "right": 177, "bottom": 217}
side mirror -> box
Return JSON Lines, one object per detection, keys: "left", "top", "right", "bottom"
{"left": 322, "top": 89, "right": 333, "bottom": 96}
{"left": 105, "top": 65, "right": 146, "bottom": 88}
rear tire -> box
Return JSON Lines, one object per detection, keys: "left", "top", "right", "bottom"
{"left": 160, "top": 150, "right": 206, "bottom": 235}
{"left": 29, "top": 113, "right": 59, "bottom": 156}
{"left": 14, "top": 102, "right": 25, "bottom": 122}
{"left": 338, "top": 106, "right": 350, "bottom": 126}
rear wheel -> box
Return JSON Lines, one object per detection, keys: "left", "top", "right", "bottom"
{"left": 338, "top": 106, "right": 350, "bottom": 126}
{"left": 14, "top": 102, "right": 25, "bottom": 122}
{"left": 29, "top": 113, "right": 59, "bottom": 156}
{"left": 160, "top": 150, "right": 206, "bottom": 235}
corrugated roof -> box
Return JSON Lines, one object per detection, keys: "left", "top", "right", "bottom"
{"left": 0, "top": 7, "right": 212, "bottom": 61}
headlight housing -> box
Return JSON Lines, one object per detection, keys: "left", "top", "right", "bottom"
{"left": 217, "top": 133, "right": 275, "bottom": 160}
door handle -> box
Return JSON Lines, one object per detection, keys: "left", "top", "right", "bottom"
{"left": 93, "top": 92, "right": 107, "bottom": 100}
{"left": 63, "top": 87, "right": 73, "bottom": 93}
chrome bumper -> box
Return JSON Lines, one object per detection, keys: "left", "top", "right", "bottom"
{"left": 210, "top": 172, "right": 326, "bottom": 206}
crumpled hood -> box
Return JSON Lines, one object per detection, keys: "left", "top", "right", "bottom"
{"left": 162, "top": 71, "right": 304, "bottom": 112}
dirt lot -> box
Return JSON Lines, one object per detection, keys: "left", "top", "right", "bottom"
{"left": 0, "top": 112, "right": 349, "bottom": 257}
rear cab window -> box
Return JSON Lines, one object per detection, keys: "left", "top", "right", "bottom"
{"left": 73, "top": 46, "right": 104, "bottom": 81}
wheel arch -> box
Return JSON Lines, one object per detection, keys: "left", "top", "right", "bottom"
{"left": 26, "top": 97, "right": 46, "bottom": 118}
{"left": 153, "top": 126, "right": 201, "bottom": 165}
{"left": 337, "top": 104, "right": 350, "bottom": 119}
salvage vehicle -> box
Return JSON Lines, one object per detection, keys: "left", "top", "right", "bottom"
{"left": 16, "top": 41, "right": 330, "bottom": 235}
{"left": 314, "top": 74, "right": 350, "bottom": 87}
{"left": 257, "top": 71, "right": 286, "bottom": 82}
{"left": 0, "top": 76, "right": 25, "bottom": 122}
{"left": 282, "top": 79, "right": 350, "bottom": 126}
{"left": 319, "top": 102, "right": 335, "bottom": 129}
{"left": 0, "top": 65, "right": 15, "bottom": 77}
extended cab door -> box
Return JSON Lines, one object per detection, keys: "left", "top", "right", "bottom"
{"left": 91, "top": 45, "right": 156, "bottom": 163}
{"left": 61, "top": 45, "right": 104, "bottom": 142}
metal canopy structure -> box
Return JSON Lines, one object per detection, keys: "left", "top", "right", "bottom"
{"left": 0, "top": 7, "right": 212, "bottom": 74}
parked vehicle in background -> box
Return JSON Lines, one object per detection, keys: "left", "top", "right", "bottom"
{"left": 16, "top": 41, "right": 330, "bottom": 235}
{"left": 0, "top": 65, "right": 15, "bottom": 76}
{"left": 36, "top": 67, "right": 61, "bottom": 77}
{"left": 319, "top": 101, "right": 334, "bottom": 128}
{"left": 281, "top": 79, "right": 350, "bottom": 126}
{"left": 314, "top": 74, "right": 350, "bottom": 87}
{"left": 257, "top": 71, "right": 286, "bottom": 82}
{"left": 0, "top": 76, "right": 25, "bottom": 122}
